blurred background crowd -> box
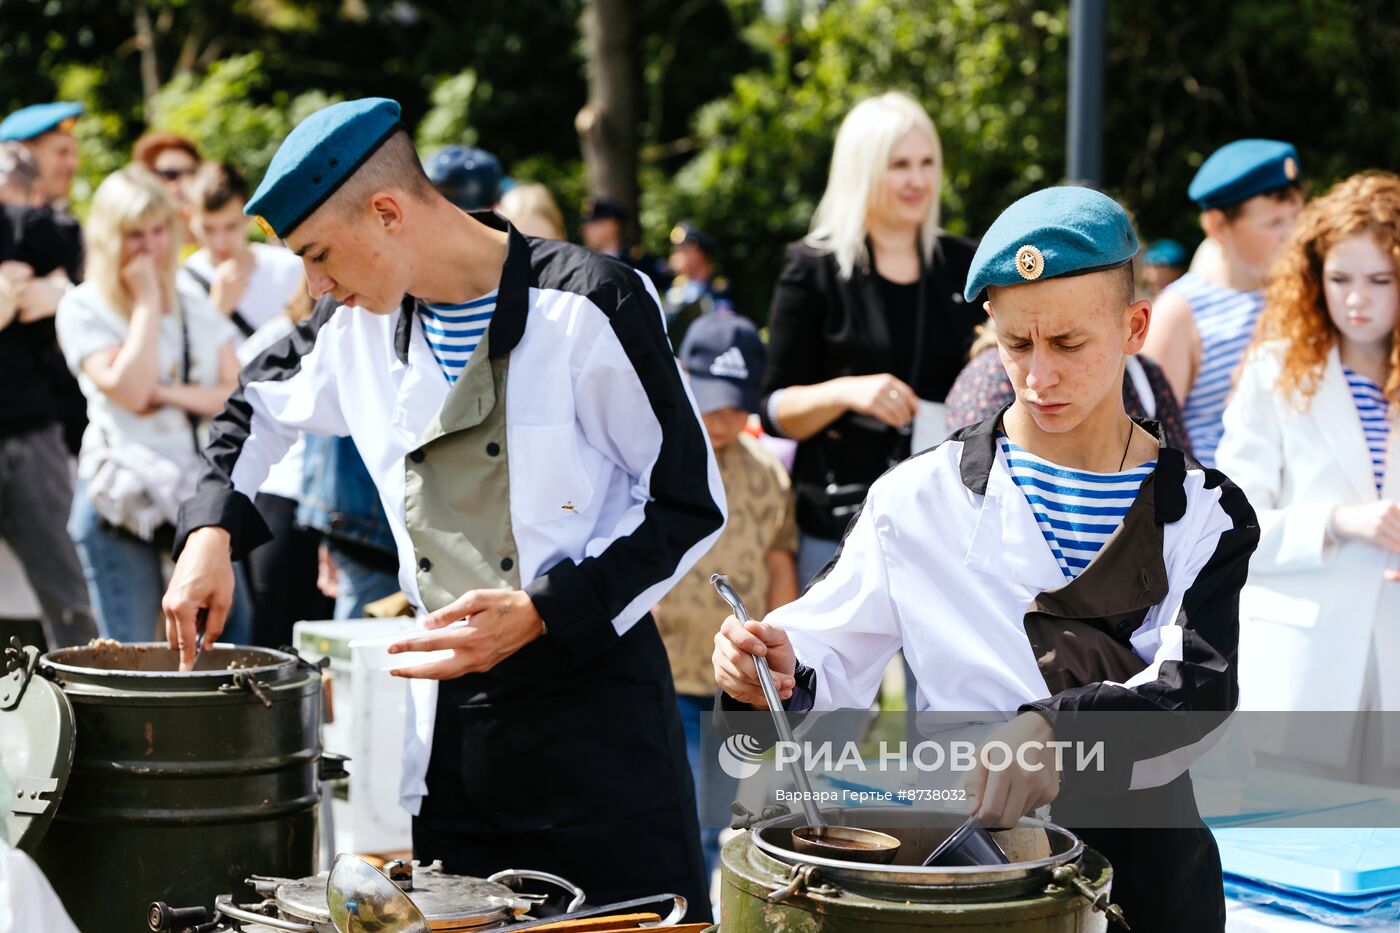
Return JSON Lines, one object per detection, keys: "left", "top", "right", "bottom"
{"left": 3, "top": 1, "right": 1400, "bottom": 910}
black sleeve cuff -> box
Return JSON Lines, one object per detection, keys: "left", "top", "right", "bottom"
{"left": 172, "top": 486, "right": 273, "bottom": 562}
{"left": 525, "top": 558, "right": 621, "bottom": 661}
{"left": 716, "top": 659, "right": 817, "bottom": 713}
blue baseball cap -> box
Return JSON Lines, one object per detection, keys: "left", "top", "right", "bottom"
{"left": 0, "top": 102, "right": 83, "bottom": 142}
{"left": 244, "top": 97, "right": 403, "bottom": 239}
{"left": 680, "top": 312, "right": 766, "bottom": 414}
{"left": 964, "top": 186, "right": 1139, "bottom": 302}
{"left": 1142, "top": 238, "right": 1188, "bottom": 268}
{"left": 424, "top": 145, "right": 503, "bottom": 211}
{"left": 1188, "top": 139, "right": 1301, "bottom": 210}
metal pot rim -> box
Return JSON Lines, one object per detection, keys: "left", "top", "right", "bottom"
{"left": 749, "top": 806, "right": 1084, "bottom": 888}
{"left": 42, "top": 643, "right": 296, "bottom": 682}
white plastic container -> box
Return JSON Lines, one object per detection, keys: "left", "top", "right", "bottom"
{"left": 293, "top": 619, "right": 415, "bottom": 855}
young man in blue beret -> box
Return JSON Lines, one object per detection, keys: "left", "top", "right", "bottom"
{"left": 162, "top": 98, "right": 725, "bottom": 918}
{"left": 715, "top": 186, "right": 1258, "bottom": 932}
{"left": 1142, "top": 139, "right": 1304, "bottom": 467}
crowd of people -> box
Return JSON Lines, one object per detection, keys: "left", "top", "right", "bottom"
{"left": 1, "top": 84, "right": 1396, "bottom": 931}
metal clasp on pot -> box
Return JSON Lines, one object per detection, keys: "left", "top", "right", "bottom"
{"left": 1049, "top": 864, "right": 1130, "bottom": 929}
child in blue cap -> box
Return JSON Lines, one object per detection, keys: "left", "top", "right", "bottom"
{"left": 715, "top": 186, "right": 1258, "bottom": 932}
{"left": 1143, "top": 139, "right": 1305, "bottom": 467}
{"left": 162, "top": 98, "right": 723, "bottom": 918}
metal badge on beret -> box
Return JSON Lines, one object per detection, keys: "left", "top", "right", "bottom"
{"left": 253, "top": 215, "right": 278, "bottom": 239}
{"left": 1015, "top": 244, "right": 1045, "bottom": 281}
{"left": 1284, "top": 156, "right": 1298, "bottom": 181}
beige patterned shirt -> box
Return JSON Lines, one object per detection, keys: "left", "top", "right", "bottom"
{"left": 656, "top": 432, "right": 798, "bottom": 696}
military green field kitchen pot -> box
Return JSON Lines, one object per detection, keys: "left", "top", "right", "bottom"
{"left": 719, "top": 806, "right": 1122, "bottom": 931}
{"left": 6, "top": 642, "right": 324, "bottom": 933}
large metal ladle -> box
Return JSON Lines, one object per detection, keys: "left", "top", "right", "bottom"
{"left": 711, "top": 573, "right": 900, "bottom": 865}
{"left": 326, "top": 854, "right": 430, "bottom": 933}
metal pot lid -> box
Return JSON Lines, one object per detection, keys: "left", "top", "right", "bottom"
{"left": 749, "top": 806, "right": 1084, "bottom": 889}
{"left": 275, "top": 861, "right": 520, "bottom": 929}
{"left": 0, "top": 642, "right": 75, "bottom": 852}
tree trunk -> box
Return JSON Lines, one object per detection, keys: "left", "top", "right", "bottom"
{"left": 133, "top": 0, "right": 162, "bottom": 122}
{"left": 577, "top": 0, "right": 641, "bottom": 242}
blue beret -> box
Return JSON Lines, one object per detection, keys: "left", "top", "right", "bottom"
{"left": 1188, "top": 139, "right": 1300, "bottom": 210}
{"left": 964, "top": 186, "right": 1139, "bottom": 302}
{"left": 244, "top": 97, "right": 403, "bottom": 238}
{"left": 424, "top": 145, "right": 503, "bottom": 210}
{"left": 0, "top": 102, "right": 83, "bottom": 142}
{"left": 1142, "top": 238, "right": 1188, "bottom": 267}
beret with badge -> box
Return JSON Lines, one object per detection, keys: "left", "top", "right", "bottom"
{"left": 0, "top": 101, "right": 83, "bottom": 142}
{"left": 1187, "top": 138, "right": 1300, "bottom": 211}
{"left": 964, "top": 185, "right": 1140, "bottom": 302}
{"left": 244, "top": 97, "right": 403, "bottom": 239}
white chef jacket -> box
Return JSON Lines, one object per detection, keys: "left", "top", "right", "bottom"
{"left": 176, "top": 216, "right": 727, "bottom": 813}
{"left": 764, "top": 412, "right": 1257, "bottom": 795}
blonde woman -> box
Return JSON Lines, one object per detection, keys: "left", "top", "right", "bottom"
{"left": 758, "top": 91, "right": 982, "bottom": 582}
{"left": 497, "top": 182, "right": 566, "bottom": 239}
{"left": 1217, "top": 172, "right": 1400, "bottom": 784}
{"left": 55, "top": 165, "right": 242, "bottom": 643}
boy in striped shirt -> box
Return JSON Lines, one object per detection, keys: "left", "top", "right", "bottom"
{"left": 1143, "top": 139, "right": 1305, "bottom": 467}
{"left": 715, "top": 187, "right": 1257, "bottom": 932}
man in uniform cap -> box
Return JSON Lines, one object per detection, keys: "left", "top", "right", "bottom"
{"left": 714, "top": 186, "right": 1257, "bottom": 933}
{"left": 1142, "top": 139, "right": 1304, "bottom": 466}
{"left": 663, "top": 221, "right": 734, "bottom": 348}
{"left": 162, "top": 98, "right": 725, "bottom": 918}
{"left": 580, "top": 195, "right": 671, "bottom": 292}
{"left": 0, "top": 141, "right": 97, "bottom": 649}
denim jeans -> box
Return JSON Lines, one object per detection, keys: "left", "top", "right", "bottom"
{"left": 69, "top": 478, "right": 253, "bottom": 644}
{"left": 676, "top": 692, "right": 735, "bottom": 881}
{"left": 796, "top": 532, "right": 841, "bottom": 590}
{"left": 328, "top": 542, "right": 400, "bottom": 620}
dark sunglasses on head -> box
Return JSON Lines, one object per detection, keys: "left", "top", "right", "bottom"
{"left": 155, "top": 168, "right": 193, "bottom": 181}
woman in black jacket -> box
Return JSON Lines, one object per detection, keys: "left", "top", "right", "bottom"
{"left": 759, "top": 91, "right": 983, "bottom": 583}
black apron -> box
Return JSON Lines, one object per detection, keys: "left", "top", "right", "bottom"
{"left": 412, "top": 614, "right": 711, "bottom": 922}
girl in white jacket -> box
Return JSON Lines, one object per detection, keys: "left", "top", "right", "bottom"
{"left": 1218, "top": 171, "right": 1400, "bottom": 785}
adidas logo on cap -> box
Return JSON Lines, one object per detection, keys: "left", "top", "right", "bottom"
{"left": 709, "top": 346, "right": 749, "bottom": 380}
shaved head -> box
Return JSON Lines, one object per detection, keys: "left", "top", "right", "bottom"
{"left": 325, "top": 129, "right": 437, "bottom": 220}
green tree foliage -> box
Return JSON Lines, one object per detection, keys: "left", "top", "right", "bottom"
{"left": 153, "top": 53, "right": 341, "bottom": 185}
{"left": 646, "top": 0, "right": 1070, "bottom": 319}
{"left": 655, "top": 0, "right": 1400, "bottom": 319}
{"left": 1106, "top": 0, "right": 1400, "bottom": 246}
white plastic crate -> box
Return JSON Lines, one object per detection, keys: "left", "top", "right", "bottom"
{"left": 294, "top": 618, "right": 417, "bottom": 855}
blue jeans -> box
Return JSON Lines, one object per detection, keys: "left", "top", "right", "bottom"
{"left": 797, "top": 532, "right": 841, "bottom": 590}
{"left": 677, "top": 693, "right": 734, "bottom": 880}
{"left": 328, "top": 542, "right": 400, "bottom": 619}
{"left": 69, "top": 479, "right": 252, "bottom": 644}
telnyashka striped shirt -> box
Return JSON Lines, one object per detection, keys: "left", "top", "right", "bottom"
{"left": 1344, "top": 366, "right": 1390, "bottom": 494}
{"left": 1167, "top": 272, "right": 1264, "bottom": 469}
{"left": 999, "top": 434, "right": 1156, "bottom": 581}
{"left": 419, "top": 291, "right": 497, "bottom": 384}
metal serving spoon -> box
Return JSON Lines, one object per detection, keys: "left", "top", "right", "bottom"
{"left": 711, "top": 573, "right": 900, "bottom": 865}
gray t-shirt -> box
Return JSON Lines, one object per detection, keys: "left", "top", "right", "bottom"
{"left": 55, "top": 279, "right": 238, "bottom": 476}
